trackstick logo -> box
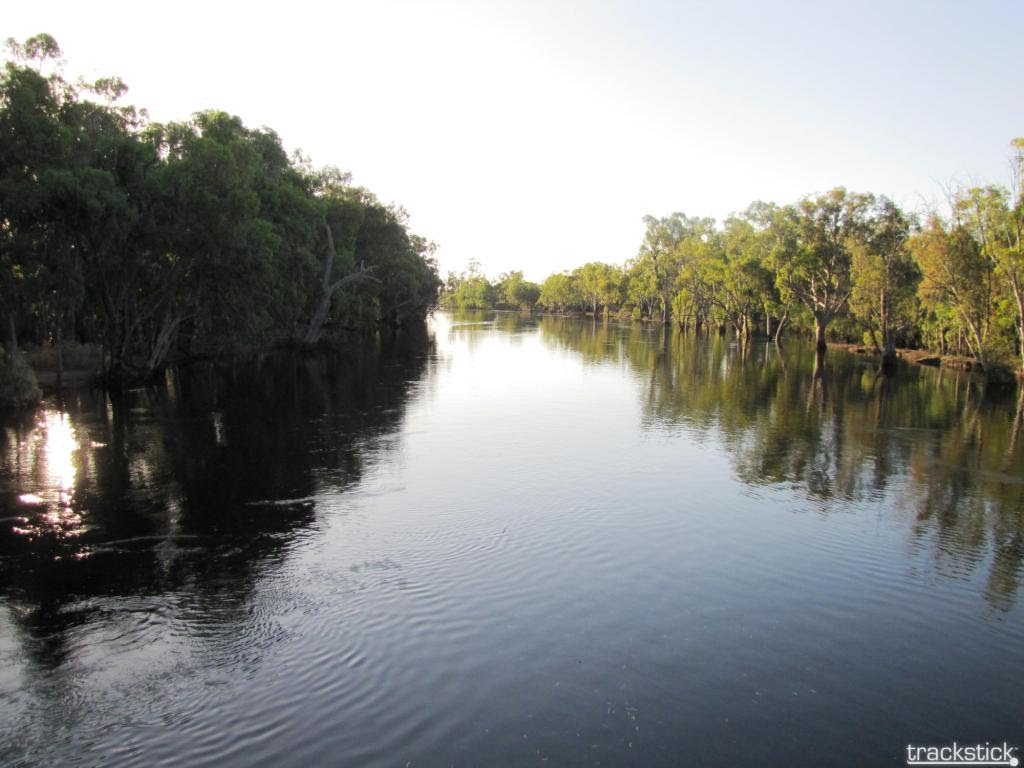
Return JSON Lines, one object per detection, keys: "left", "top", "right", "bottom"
{"left": 906, "top": 743, "right": 1019, "bottom": 766}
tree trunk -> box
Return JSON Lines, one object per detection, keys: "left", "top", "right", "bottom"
{"left": 881, "top": 340, "right": 897, "bottom": 372}
{"left": 813, "top": 347, "right": 827, "bottom": 381}
{"left": 7, "top": 314, "right": 18, "bottom": 358}
{"left": 106, "top": 316, "right": 129, "bottom": 383}
{"left": 814, "top": 315, "right": 828, "bottom": 351}
{"left": 1016, "top": 290, "right": 1024, "bottom": 374}
{"left": 1006, "top": 385, "right": 1024, "bottom": 461}
{"left": 774, "top": 307, "right": 790, "bottom": 346}
{"left": 304, "top": 224, "right": 378, "bottom": 345}
{"left": 1019, "top": 314, "right": 1024, "bottom": 375}
{"left": 145, "top": 314, "right": 181, "bottom": 380}
{"left": 56, "top": 317, "right": 64, "bottom": 388}
{"left": 304, "top": 293, "right": 333, "bottom": 346}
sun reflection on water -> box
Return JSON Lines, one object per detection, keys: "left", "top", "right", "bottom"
{"left": 44, "top": 411, "right": 77, "bottom": 498}
{"left": 12, "top": 409, "right": 86, "bottom": 542}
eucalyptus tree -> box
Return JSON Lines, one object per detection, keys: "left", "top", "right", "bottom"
{"left": 538, "top": 272, "right": 576, "bottom": 313}
{"left": 912, "top": 215, "right": 997, "bottom": 368}
{"left": 954, "top": 146, "right": 1024, "bottom": 372}
{"left": 0, "top": 34, "right": 160, "bottom": 378}
{"left": 301, "top": 194, "right": 369, "bottom": 344}
{"left": 495, "top": 271, "right": 540, "bottom": 310}
{"left": 711, "top": 215, "right": 777, "bottom": 338}
{"left": 0, "top": 38, "right": 57, "bottom": 352}
{"left": 351, "top": 203, "right": 440, "bottom": 327}
{"left": 739, "top": 202, "right": 786, "bottom": 339}
{"left": 150, "top": 112, "right": 297, "bottom": 365}
{"left": 573, "top": 262, "right": 621, "bottom": 315}
{"left": 441, "top": 260, "right": 493, "bottom": 310}
{"left": 849, "top": 197, "right": 921, "bottom": 369}
{"left": 672, "top": 218, "right": 718, "bottom": 331}
{"left": 0, "top": 34, "right": 96, "bottom": 356}
{"left": 624, "top": 256, "right": 659, "bottom": 319}
{"left": 1, "top": 34, "right": 442, "bottom": 389}
{"left": 772, "top": 188, "right": 873, "bottom": 349}
{"left": 637, "top": 213, "right": 693, "bottom": 323}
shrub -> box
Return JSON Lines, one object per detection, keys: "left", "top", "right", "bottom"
{"left": 0, "top": 351, "right": 42, "bottom": 408}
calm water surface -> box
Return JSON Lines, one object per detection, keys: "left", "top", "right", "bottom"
{"left": 1, "top": 312, "right": 1022, "bottom": 766}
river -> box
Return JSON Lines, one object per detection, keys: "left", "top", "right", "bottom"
{"left": 1, "top": 311, "right": 1022, "bottom": 766}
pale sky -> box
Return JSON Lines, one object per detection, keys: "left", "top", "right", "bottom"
{"left": 6, "top": 0, "right": 1023, "bottom": 281}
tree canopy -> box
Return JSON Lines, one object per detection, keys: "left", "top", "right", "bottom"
{"left": 441, "top": 147, "right": 1024, "bottom": 377}
{"left": 0, "top": 35, "right": 440, "bottom": 385}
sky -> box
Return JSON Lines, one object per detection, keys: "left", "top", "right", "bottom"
{"left": 5, "top": 0, "right": 1023, "bottom": 281}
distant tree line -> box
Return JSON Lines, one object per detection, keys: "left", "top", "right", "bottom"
{"left": 443, "top": 143, "right": 1024, "bottom": 376}
{"left": 0, "top": 34, "right": 440, "bottom": 389}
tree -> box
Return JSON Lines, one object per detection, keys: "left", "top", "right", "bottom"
{"left": 637, "top": 214, "right": 687, "bottom": 323}
{"left": 441, "top": 260, "right": 493, "bottom": 309}
{"left": 573, "top": 262, "right": 621, "bottom": 315}
{"left": 495, "top": 271, "right": 540, "bottom": 310}
{"left": 850, "top": 198, "right": 920, "bottom": 369}
{"left": 538, "top": 272, "right": 576, "bottom": 313}
{"left": 0, "top": 34, "right": 441, "bottom": 388}
{"left": 623, "top": 256, "right": 659, "bottom": 320}
{"left": 0, "top": 34, "right": 76, "bottom": 357}
{"left": 912, "top": 215, "right": 997, "bottom": 368}
{"left": 772, "top": 188, "right": 872, "bottom": 349}
{"left": 954, "top": 154, "right": 1024, "bottom": 372}
{"left": 708, "top": 215, "right": 776, "bottom": 338}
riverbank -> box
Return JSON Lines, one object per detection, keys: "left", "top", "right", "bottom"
{"left": 828, "top": 341, "right": 1008, "bottom": 377}
{"left": 12, "top": 324, "right": 427, "bottom": 397}
{"left": 24, "top": 342, "right": 104, "bottom": 389}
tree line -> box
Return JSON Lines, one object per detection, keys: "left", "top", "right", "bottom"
{"left": 443, "top": 143, "right": 1024, "bottom": 376}
{"left": 0, "top": 34, "right": 441, "bottom": 391}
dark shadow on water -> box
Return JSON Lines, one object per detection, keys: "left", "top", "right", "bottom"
{"left": 0, "top": 327, "right": 435, "bottom": 671}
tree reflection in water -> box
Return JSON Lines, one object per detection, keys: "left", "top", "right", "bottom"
{"left": 0, "top": 328, "right": 435, "bottom": 671}
{"left": 531, "top": 314, "right": 1024, "bottom": 611}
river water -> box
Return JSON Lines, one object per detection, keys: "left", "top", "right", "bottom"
{"left": 1, "top": 312, "right": 1022, "bottom": 766}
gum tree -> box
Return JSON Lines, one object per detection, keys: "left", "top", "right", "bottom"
{"left": 850, "top": 197, "right": 920, "bottom": 369}
{"left": 773, "top": 188, "right": 872, "bottom": 350}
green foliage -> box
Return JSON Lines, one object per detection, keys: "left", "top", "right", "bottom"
{"left": 0, "top": 350, "right": 41, "bottom": 407}
{"left": 7, "top": 36, "right": 1020, "bottom": 381}
{"left": 0, "top": 35, "right": 439, "bottom": 383}
{"left": 525, "top": 157, "right": 1024, "bottom": 375}
{"left": 849, "top": 197, "right": 921, "bottom": 359}
{"left": 441, "top": 261, "right": 495, "bottom": 309}
{"left": 953, "top": 175, "right": 1024, "bottom": 371}
{"left": 572, "top": 262, "right": 621, "bottom": 314}
{"left": 913, "top": 216, "right": 998, "bottom": 365}
{"left": 537, "top": 272, "right": 577, "bottom": 313}
{"left": 771, "top": 188, "right": 873, "bottom": 347}
{"left": 495, "top": 271, "right": 540, "bottom": 310}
